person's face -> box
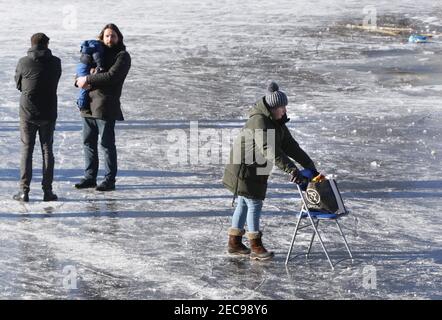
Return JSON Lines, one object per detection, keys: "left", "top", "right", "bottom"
{"left": 103, "top": 28, "right": 119, "bottom": 47}
{"left": 271, "top": 105, "right": 287, "bottom": 120}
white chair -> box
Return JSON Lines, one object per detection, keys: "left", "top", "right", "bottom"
{"left": 285, "top": 182, "right": 354, "bottom": 270}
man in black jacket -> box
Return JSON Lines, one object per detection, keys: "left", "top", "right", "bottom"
{"left": 14, "top": 33, "right": 62, "bottom": 202}
{"left": 75, "top": 23, "right": 131, "bottom": 191}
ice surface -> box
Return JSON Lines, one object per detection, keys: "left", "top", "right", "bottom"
{"left": 0, "top": 0, "right": 441, "bottom": 299}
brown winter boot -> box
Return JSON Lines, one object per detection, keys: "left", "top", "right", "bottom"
{"left": 227, "top": 228, "right": 251, "bottom": 255}
{"left": 247, "top": 231, "right": 274, "bottom": 261}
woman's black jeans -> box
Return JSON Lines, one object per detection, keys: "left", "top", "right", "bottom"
{"left": 82, "top": 117, "right": 117, "bottom": 183}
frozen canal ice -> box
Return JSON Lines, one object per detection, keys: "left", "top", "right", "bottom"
{"left": 0, "top": 0, "right": 441, "bottom": 299}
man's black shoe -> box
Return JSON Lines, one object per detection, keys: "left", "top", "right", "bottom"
{"left": 43, "top": 190, "right": 58, "bottom": 202}
{"left": 74, "top": 179, "right": 97, "bottom": 189}
{"left": 13, "top": 191, "right": 29, "bottom": 202}
{"left": 96, "top": 180, "right": 115, "bottom": 191}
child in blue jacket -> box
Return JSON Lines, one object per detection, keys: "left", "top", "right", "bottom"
{"left": 76, "top": 40, "right": 104, "bottom": 110}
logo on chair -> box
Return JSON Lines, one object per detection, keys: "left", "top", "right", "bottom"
{"left": 306, "top": 189, "right": 321, "bottom": 205}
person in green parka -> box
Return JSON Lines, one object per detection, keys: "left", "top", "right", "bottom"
{"left": 222, "top": 81, "right": 319, "bottom": 260}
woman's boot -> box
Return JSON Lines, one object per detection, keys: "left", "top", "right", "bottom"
{"left": 247, "top": 231, "right": 274, "bottom": 261}
{"left": 227, "top": 228, "right": 251, "bottom": 255}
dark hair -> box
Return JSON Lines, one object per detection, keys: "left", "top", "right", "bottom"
{"left": 31, "top": 33, "right": 50, "bottom": 47}
{"left": 98, "top": 23, "right": 125, "bottom": 49}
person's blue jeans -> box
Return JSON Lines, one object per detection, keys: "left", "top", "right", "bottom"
{"left": 82, "top": 117, "right": 117, "bottom": 183}
{"left": 231, "top": 196, "right": 263, "bottom": 232}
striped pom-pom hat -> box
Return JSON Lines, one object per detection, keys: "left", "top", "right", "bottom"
{"left": 264, "top": 81, "right": 288, "bottom": 109}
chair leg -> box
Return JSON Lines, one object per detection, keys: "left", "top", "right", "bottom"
{"left": 285, "top": 211, "right": 304, "bottom": 265}
{"left": 306, "top": 220, "right": 318, "bottom": 258}
{"left": 335, "top": 220, "right": 354, "bottom": 261}
{"left": 308, "top": 215, "right": 334, "bottom": 270}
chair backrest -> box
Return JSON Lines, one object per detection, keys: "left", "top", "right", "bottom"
{"left": 326, "top": 179, "right": 347, "bottom": 215}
